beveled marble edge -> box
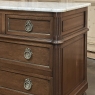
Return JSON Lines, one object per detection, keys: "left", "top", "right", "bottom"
{"left": 0, "top": 1, "right": 91, "bottom": 12}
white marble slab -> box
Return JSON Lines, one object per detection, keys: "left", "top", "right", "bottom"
{"left": 0, "top": 0, "right": 91, "bottom": 12}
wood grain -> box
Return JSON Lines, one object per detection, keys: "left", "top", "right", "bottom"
{"left": 0, "top": 41, "right": 53, "bottom": 67}
{"left": 0, "top": 70, "right": 53, "bottom": 95}
{"left": 6, "top": 14, "right": 53, "bottom": 39}
{"left": 0, "top": 7, "right": 88, "bottom": 95}
{"left": 0, "top": 13, "right": 2, "bottom": 33}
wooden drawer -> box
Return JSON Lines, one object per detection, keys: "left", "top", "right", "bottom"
{"left": 0, "top": 70, "right": 53, "bottom": 95}
{"left": 0, "top": 87, "right": 28, "bottom": 95}
{"left": 6, "top": 15, "right": 53, "bottom": 39}
{"left": 0, "top": 86, "right": 33, "bottom": 95}
{"left": 0, "top": 41, "right": 53, "bottom": 68}
{"left": 0, "top": 58, "right": 52, "bottom": 77}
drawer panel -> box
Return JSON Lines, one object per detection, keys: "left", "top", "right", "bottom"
{"left": 6, "top": 15, "right": 53, "bottom": 39}
{"left": 0, "top": 41, "right": 53, "bottom": 68}
{"left": 62, "top": 12, "right": 85, "bottom": 35}
{"left": 0, "top": 70, "right": 53, "bottom": 95}
{"left": 0, "top": 86, "right": 31, "bottom": 95}
{"left": 0, "top": 58, "right": 52, "bottom": 77}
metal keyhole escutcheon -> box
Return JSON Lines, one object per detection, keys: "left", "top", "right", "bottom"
{"left": 25, "top": 20, "right": 33, "bottom": 32}
{"left": 24, "top": 78, "right": 33, "bottom": 90}
{"left": 24, "top": 48, "right": 33, "bottom": 60}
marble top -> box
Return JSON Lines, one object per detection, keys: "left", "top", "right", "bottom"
{"left": 0, "top": 0, "right": 91, "bottom": 12}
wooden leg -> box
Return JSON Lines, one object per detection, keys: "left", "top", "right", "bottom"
{"left": 82, "top": 92, "right": 86, "bottom": 95}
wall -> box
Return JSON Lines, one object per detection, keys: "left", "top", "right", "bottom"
{"left": 87, "top": 5, "right": 95, "bottom": 52}
{"left": 5, "top": 0, "right": 73, "bottom": 2}
{"left": 28, "top": 0, "right": 72, "bottom": 2}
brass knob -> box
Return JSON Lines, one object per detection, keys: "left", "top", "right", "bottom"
{"left": 24, "top": 48, "right": 33, "bottom": 60}
{"left": 25, "top": 20, "right": 33, "bottom": 32}
{"left": 24, "top": 78, "right": 33, "bottom": 90}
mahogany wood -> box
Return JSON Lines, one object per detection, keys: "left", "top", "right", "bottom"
{"left": 0, "top": 70, "right": 53, "bottom": 95}
{"left": 0, "top": 41, "right": 53, "bottom": 67}
{"left": 0, "top": 7, "right": 88, "bottom": 95}
{"left": 6, "top": 15, "right": 53, "bottom": 39}
{"left": 0, "top": 13, "right": 2, "bottom": 33}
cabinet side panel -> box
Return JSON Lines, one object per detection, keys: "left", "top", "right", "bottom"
{"left": 62, "top": 35, "right": 86, "bottom": 95}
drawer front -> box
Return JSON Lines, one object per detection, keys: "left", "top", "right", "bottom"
{"left": 0, "top": 86, "right": 33, "bottom": 95}
{"left": 0, "top": 41, "right": 53, "bottom": 68}
{"left": 0, "top": 70, "right": 53, "bottom": 95}
{"left": 6, "top": 15, "right": 53, "bottom": 39}
{"left": 0, "top": 58, "right": 52, "bottom": 77}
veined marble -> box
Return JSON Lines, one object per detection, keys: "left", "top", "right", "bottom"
{"left": 0, "top": 0, "right": 91, "bottom": 12}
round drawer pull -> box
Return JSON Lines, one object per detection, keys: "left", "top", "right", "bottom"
{"left": 24, "top": 78, "right": 33, "bottom": 90}
{"left": 24, "top": 48, "right": 33, "bottom": 60}
{"left": 25, "top": 20, "right": 33, "bottom": 33}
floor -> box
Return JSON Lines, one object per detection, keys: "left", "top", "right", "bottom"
{"left": 86, "top": 58, "right": 95, "bottom": 95}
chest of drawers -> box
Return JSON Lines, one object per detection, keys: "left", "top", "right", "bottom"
{"left": 0, "top": 1, "right": 90, "bottom": 95}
